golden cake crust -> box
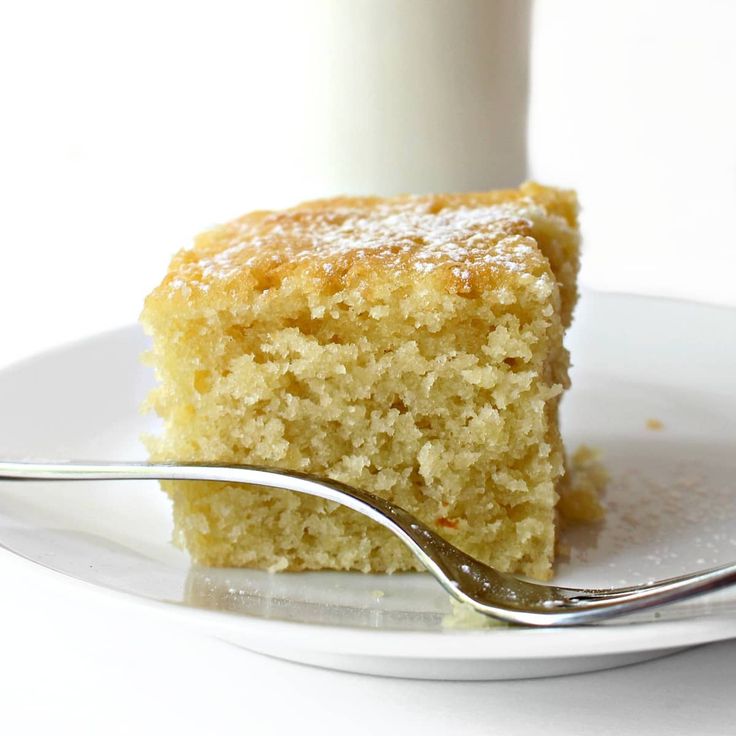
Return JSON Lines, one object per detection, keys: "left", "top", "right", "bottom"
{"left": 148, "top": 181, "right": 578, "bottom": 313}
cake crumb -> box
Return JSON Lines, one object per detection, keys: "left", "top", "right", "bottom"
{"left": 646, "top": 418, "right": 665, "bottom": 431}
{"left": 558, "top": 444, "right": 608, "bottom": 524}
{"left": 442, "top": 597, "right": 507, "bottom": 630}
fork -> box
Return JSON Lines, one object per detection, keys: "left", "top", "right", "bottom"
{"left": 2, "top": 459, "right": 735, "bottom": 627}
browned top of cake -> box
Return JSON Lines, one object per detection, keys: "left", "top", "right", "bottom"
{"left": 149, "top": 181, "right": 576, "bottom": 306}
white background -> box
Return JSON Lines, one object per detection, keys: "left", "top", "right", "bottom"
{"left": 1, "top": 1, "right": 735, "bottom": 734}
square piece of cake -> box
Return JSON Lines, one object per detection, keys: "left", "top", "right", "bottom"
{"left": 141, "top": 181, "right": 580, "bottom": 580}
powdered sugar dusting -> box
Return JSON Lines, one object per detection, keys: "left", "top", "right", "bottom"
{"left": 560, "top": 453, "right": 736, "bottom": 589}
{"left": 286, "top": 203, "right": 533, "bottom": 271}
{"left": 190, "top": 199, "right": 542, "bottom": 279}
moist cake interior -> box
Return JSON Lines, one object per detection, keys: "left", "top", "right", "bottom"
{"left": 141, "top": 182, "right": 581, "bottom": 580}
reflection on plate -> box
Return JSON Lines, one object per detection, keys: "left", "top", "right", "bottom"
{"left": 0, "top": 291, "right": 735, "bottom": 679}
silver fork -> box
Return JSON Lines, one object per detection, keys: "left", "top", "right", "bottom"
{"left": 2, "top": 459, "right": 735, "bottom": 627}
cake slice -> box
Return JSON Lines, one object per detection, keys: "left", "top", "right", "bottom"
{"left": 141, "top": 181, "right": 580, "bottom": 580}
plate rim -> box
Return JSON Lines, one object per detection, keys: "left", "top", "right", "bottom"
{"left": 4, "top": 539, "right": 736, "bottom": 660}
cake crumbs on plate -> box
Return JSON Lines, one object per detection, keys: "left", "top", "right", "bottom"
{"left": 557, "top": 444, "right": 608, "bottom": 525}
{"left": 442, "top": 597, "right": 508, "bottom": 630}
{"left": 646, "top": 418, "right": 665, "bottom": 431}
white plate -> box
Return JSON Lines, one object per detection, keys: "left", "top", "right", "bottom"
{"left": 1, "top": 291, "right": 735, "bottom": 680}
